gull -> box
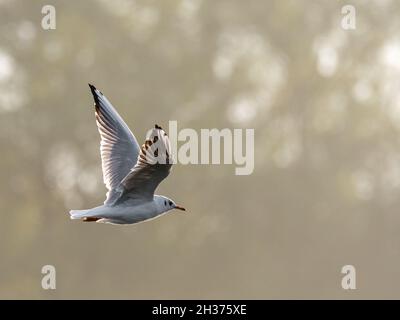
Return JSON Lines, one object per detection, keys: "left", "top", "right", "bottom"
{"left": 69, "top": 84, "right": 186, "bottom": 225}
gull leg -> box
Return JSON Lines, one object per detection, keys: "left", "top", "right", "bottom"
{"left": 83, "top": 217, "right": 101, "bottom": 222}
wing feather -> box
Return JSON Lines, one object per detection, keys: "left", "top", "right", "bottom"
{"left": 118, "top": 125, "right": 172, "bottom": 202}
{"left": 88, "top": 84, "right": 140, "bottom": 204}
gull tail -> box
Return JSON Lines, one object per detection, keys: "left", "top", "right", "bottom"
{"left": 69, "top": 209, "right": 92, "bottom": 220}
{"left": 69, "top": 205, "right": 109, "bottom": 222}
{"left": 69, "top": 209, "right": 122, "bottom": 224}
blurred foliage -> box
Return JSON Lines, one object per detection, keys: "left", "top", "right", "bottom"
{"left": 1, "top": 0, "right": 400, "bottom": 298}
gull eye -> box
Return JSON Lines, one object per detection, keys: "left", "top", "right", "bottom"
{"left": 168, "top": 201, "right": 173, "bottom": 206}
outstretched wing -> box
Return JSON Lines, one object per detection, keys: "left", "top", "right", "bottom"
{"left": 89, "top": 84, "right": 140, "bottom": 204}
{"left": 118, "top": 125, "right": 173, "bottom": 202}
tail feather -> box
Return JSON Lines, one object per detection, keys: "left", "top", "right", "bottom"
{"left": 69, "top": 209, "right": 94, "bottom": 220}
{"left": 69, "top": 205, "right": 120, "bottom": 224}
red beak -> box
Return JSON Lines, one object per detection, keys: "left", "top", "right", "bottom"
{"left": 175, "top": 205, "right": 186, "bottom": 211}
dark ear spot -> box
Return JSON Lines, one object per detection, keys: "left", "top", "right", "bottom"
{"left": 164, "top": 200, "right": 167, "bottom": 206}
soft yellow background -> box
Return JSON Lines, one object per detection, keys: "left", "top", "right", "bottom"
{"left": 1, "top": 0, "right": 400, "bottom": 299}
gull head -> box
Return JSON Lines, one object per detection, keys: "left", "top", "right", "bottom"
{"left": 155, "top": 195, "right": 186, "bottom": 213}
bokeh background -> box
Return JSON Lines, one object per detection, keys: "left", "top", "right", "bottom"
{"left": 1, "top": 0, "right": 400, "bottom": 299}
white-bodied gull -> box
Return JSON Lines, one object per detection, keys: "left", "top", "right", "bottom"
{"left": 69, "top": 84, "right": 186, "bottom": 225}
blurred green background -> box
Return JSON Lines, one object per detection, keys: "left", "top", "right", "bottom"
{"left": 1, "top": 0, "right": 400, "bottom": 299}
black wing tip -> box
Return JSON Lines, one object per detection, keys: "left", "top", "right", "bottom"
{"left": 88, "top": 83, "right": 102, "bottom": 105}
{"left": 155, "top": 124, "right": 162, "bottom": 130}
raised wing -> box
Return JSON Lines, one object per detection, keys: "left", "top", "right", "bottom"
{"left": 89, "top": 84, "right": 140, "bottom": 204}
{"left": 117, "top": 125, "right": 172, "bottom": 202}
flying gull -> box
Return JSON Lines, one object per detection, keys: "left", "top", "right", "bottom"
{"left": 69, "top": 84, "right": 186, "bottom": 225}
